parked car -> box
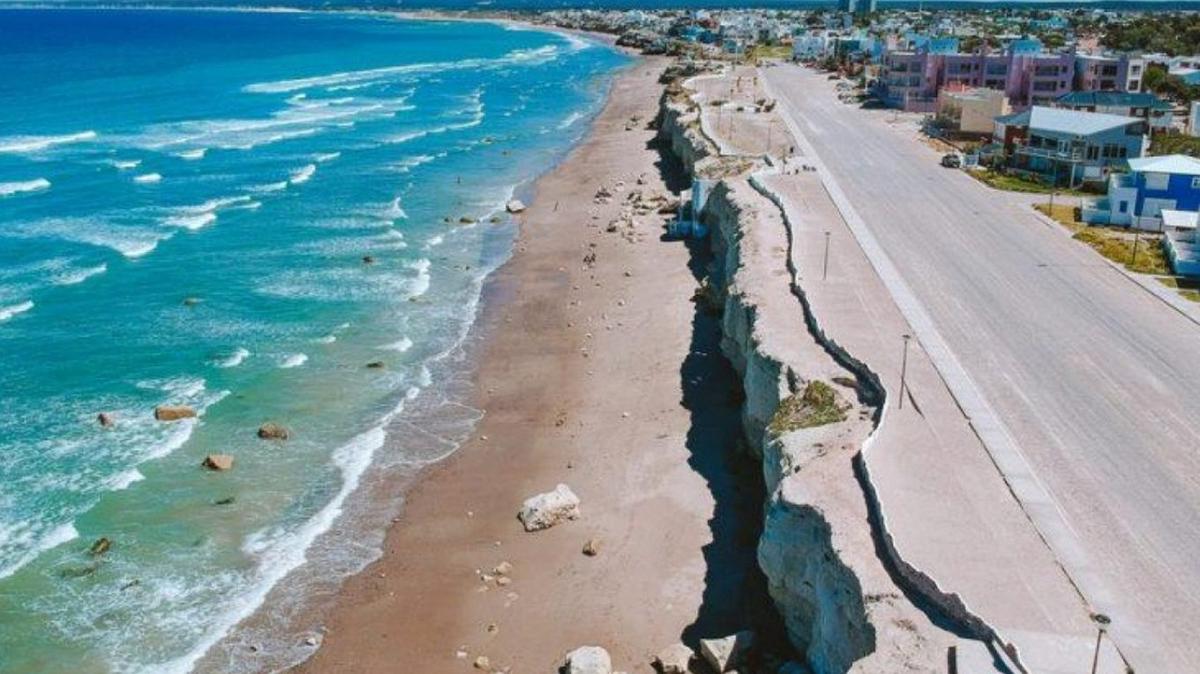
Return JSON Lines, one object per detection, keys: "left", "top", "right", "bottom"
{"left": 940, "top": 153, "right": 962, "bottom": 169}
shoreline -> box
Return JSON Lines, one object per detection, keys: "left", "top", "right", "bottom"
{"left": 291, "top": 54, "right": 777, "bottom": 673}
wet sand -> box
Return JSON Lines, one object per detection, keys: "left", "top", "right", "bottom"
{"left": 295, "top": 55, "right": 773, "bottom": 673}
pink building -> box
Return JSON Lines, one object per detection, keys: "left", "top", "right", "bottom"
{"left": 881, "top": 40, "right": 1075, "bottom": 112}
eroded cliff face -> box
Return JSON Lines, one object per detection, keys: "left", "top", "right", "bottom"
{"left": 659, "top": 77, "right": 953, "bottom": 674}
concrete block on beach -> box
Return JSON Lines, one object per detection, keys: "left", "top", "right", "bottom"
{"left": 517, "top": 483, "right": 579, "bottom": 532}
{"left": 563, "top": 645, "right": 612, "bottom": 674}
{"left": 505, "top": 198, "right": 526, "bottom": 213}
{"left": 201, "top": 454, "right": 234, "bottom": 471}
{"left": 700, "top": 631, "right": 755, "bottom": 673}
{"left": 653, "top": 643, "right": 694, "bottom": 673}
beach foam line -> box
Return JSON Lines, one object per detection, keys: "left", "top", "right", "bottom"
{"left": 250, "top": 181, "right": 289, "bottom": 193}
{"left": 0, "top": 178, "right": 51, "bottom": 197}
{"left": 379, "top": 336, "right": 413, "bottom": 352}
{"left": 243, "top": 45, "right": 559, "bottom": 94}
{"left": 134, "top": 173, "right": 162, "bottom": 184}
{"left": 313, "top": 151, "right": 341, "bottom": 163}
{"left": 279, "top": 353, "right": 308, "bottom": 369}
{"left": 213, "top": 347, "right": 250, "bottom": 369}
{"left": 105, "top": 467, "right": 145, "bottom": 491}
{"left": 164, "top": 212, "right": 216, "bottom": 230}
{"left": 0, "top": 521, "right": 78, "bottom": 580}
{"left": 289, "top": 164, "right": 316, "bottom": 185}
{"left": 51, "top": 263, "right": 107, "bottom": 286}
{"left": 557, "top": 111, "right": 584, "bottom": 130}
{"left": 385, "top": 197, "right": 407, "bottom": 220}
{"left": 110, "top": 159, "right": 141, "bottom": 170}
{"left": 0, "top": 130, "right": 97, "bottom": 154}
{"left": 176, "top": 148, "right": 207, "bottom": 161}
{"left": 0, "top": 300, "right": 34, "bottom": 322}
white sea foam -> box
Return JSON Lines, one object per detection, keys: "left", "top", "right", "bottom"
{"left": 379, "top": 336, "right": 413, "bottom": 352}
{"left": 313, "top": 335, "right": 336, "bottom": 344}
{"left": 164, "top": 196, "right": 252, "bottom": 230}
{"left": 250, "top": 181, "right": 289, "bottom": 193}
{"left": 279, "top": 353, "right": 308, "bottom": 369}
{"left": 0, "top": 130, "right": 96, "bottom": 154}
{"left": 213, "top": 347, "right": 250, "bottom": 369}
{"left": 164, "top": 212, "right": 217, "bottom": 230}
{"left": 105, "top": 468, "right": 145, "bottom": 491}
{"left": 177, "top": 148, "right": 207, "bottom": 160}
{"left": 313, "top": 151, "right": 341, "bottom": 163}
{"left": 385, "top": 196, "right": 407, "bottom": 220}
{"left": 51, "top": 263, "right": 107, "bottom": 286}
{"left": 134, "top": 173, "right": 162, "bottom": 184}
{"left": 0, "top": 521, "right": 78, "bottom": 580}
{"left": 244, "top": 46, "right": 560, "bottom": 94}
{"left": 289, "top": 164, "right": 316, "bottom": 185}
{"left": 424, "top": 234, "right": 444, "bottom": 249}
{"left": 110, "top": 159, "right": 141, "bottom": 170}
{"left": 0, "top": 300, "right": 34, "bottom": 322}
{"left": 557, "top": 111, "right": 583, "bottom": 130}
{"left": 407, "top": 258, "right": 432, "bottom": 299}
{"left": 387, "top": 153, "right": 438, "bottom": 173}
{"left": 0, "top": 178, "right": 51, "bottom": 197}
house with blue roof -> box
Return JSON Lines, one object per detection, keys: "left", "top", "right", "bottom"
{"left": 993, "top": 106, "right": 1149, "bottom": 186}
{"left": 1083, "top": 154, "right": 1200, "bottom": 230}
{"left": 1053, "top": 91, "right": 1174, "bottom": 131}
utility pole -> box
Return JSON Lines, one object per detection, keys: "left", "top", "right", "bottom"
{"left": 1090, "top": 614, "right": 1111, "bottom": 674}
{"left": 1130, "top": 228, "right": 1141, "bottom": 267}
{"left": 898, "top": 334, "right": 912, "bottom": 409}
{"left": 822, "top": 231, "right": 832, "bottom": 280}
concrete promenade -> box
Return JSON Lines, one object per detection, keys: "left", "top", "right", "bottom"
{"left": 763, "top": 63, "right": 1200, "bottom": 674}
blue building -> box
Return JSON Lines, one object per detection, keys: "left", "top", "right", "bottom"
{"left": 994, "top": 106, "right": 1148, "bottom": 186}
{"left": 1084, "top": 154, "right": 1200, "bottom": 229}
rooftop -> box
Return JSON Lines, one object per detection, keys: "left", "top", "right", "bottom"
{"left": 1056, "top": 91, "right": 1173, "bottom": 111}
{"left": 1127, "top": 154, "right": 1200, "bottom": 177}
{"left": 995, "top": 106, "right": 1141, "bottom": 136}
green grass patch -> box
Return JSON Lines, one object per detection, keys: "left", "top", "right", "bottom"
{"left": 767, "top": 380, "right": 850, "bottom": 435}
{"left": 969, "top": 170, "right": 1090, "bottom": 197}
{"left": 1034, "top": 203, "right": 1083, "bottom": 231}
{"left": 1072, "top": 227, "right": 1169, "bottom": 275}
{"left": 1157, "top": 276, "right": 1200, "bottom": 302}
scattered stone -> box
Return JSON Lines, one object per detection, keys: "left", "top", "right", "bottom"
{"left": 97, "top": 412, "right": 115, "bottom": 428}
{"left": 459, "top": 216, "right": 477, "bottom": 224}
{"left": 505, "top": 199, "right": 526, "bottom": 214}
{"left": 303, "top": 635, "right": 319, "bottom": 647}
{"left": 365, "top": 361, "right": 386, "bottom": 369}
{"left": 486, "top": 623, "right": 498, "bottom": 634}
{"left": 89, "top": 537, "right": 112, "bottom": 556}
{"left": 257, "top": 422, "right": 290, "bottom": 440}
{"left": 473, "top": 655, "right": 491, "bottom": 670}
{"left": 492, "top": 561, "right": 513, "bottom": 576}
{"left": 213, "top": 496, "right": 236, "bottom": 506}
{"left": 653, "top": 643, "right": 694, "bottom": 674}
{"left": 496, "top": 576, "right": 511, "bottom": 587}
{"left": 699, "top": 631, "right": 755, "bottom": 673}
{"left": 582, "top": 538, "right": 602, "bottom": 557}
{"left": 182, "top": 297, "right": 202, "bottom": 307}
{"left": 564, "top": 645, "right": 612, "bottom": 674}
{"left": 517, "top": 483, "right": 580, "bottom": 532}
{"left": 154, "top": 405, "right": 196, "bottom": 422}
{"left": 362, "top": 255, "right": 376, "bottom": 265}
{"left": 201, "top": 454, "right": 234, "bottom": 471}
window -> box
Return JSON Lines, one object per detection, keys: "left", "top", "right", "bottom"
{"left": 1033, "top": 80, "right": 1058, "bottom": 92}
{"left": 1119, "top": 201, "right": 1128, "bottom": 213}
{"left": 1192, "top": 177, "right": 1200, "bottom": 189}
{"left": 1131, "top": 65, "right": 1142, "bottom": 76}
{"left": 1144, "top": 172, "right": 1169, "bottom": 190}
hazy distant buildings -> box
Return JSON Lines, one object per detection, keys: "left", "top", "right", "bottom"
{"left": 839, "top": 0, "right": 877, "bottom": 15}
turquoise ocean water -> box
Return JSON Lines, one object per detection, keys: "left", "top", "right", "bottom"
{"left": 0, "top": 9, "right": 626, "bottom": 672}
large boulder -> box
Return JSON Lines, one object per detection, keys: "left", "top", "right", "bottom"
{"left": 154, "top": 405, "right": 196, "bottom": 422}
{"left": 518, "top": 483, "right": 580, "bottom": 532}
{"left": 563, "top": 646, "right": 612, "bottom": 674}
{"left": 97, "top": 412, "right": 115, "bottom": 428}
{"left": 202, "top": 454, "right": 234, "bottom": 471}
{"left": 699, "top": 631, "right": 755, "bottom": 673}
{"left": 505, "top": 199, "right": 526, "bottom": 214}
{"left": 257, "top": 422, "right": 290, "bottom": 440}
{"left": 653, "top": 643, "right": 694, "bottom": 673}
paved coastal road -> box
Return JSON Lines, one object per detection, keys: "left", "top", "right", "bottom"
{"left": 765, "top": 64, "right": 1200, "bottom": 673}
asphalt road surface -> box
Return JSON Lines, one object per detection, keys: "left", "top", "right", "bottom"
{"left": 766, "top": 63, "right": 1200, "bottom": 674}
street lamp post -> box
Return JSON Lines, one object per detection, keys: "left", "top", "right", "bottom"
{"left": 898, "top": 334, "right": 912, "bottom": 410}
{"left": 1131, "top": 228, "right": 1141, "bottom": 267}
{"left": 1090, "top": 613, "right": 1111, "bottom": 674}
{"left": 822, "top": 231, "right": 832, "bottom": 280}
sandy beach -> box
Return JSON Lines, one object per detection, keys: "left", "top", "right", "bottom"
{"left": 296, "top": 55, "right": 777, "bottom": 673}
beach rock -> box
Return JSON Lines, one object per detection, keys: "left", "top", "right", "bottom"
{"left": 473, "top": 655, "right": 490, "bottom": 670}
{"left": 154, "top": 405, "right": 196, "bottom": 422}
{"left": 582, "top": 538, "right": 602, "bottom": 557}
{"left": 564, "top": 646, "right": 612, "bottom": 674}
{"left": 97, "top": 412, "right": 115, "bottom": 428}
{"left": 653, "top": 643, "right": 694, "bottom": 674}
{"left": 182, "top": 297, "right": 202, "bottom": 307}
{"left": 257, "top": 422, "right": 289, "bottom": 440}
{"left": 213, "top": 496, "right": 236, "bottom": 506}
{"left": 699, "top": 631, "right": 755, "bottom": 672}
{"left": 89, "top": 537, "right": 112, "bottom": 556}
{"left": 362, "top": 255, "right": 376, "bottom": 264}
{"left": 492, "top": 561, "right": 513, "bottom": 576}
{"left": 517, "top": 483, "right": 580, "bottom": 532}
{"left": 459, "top": 216, "right": 477, "bottom": 224}
{"left": 201, "top": 454, "right": 234, "bottom": 471}
{"left": 365, "top": 361, "right": 386, "bottom": 369}
{"left": 505, "top": 199, "right": 526, "bottom": 214}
